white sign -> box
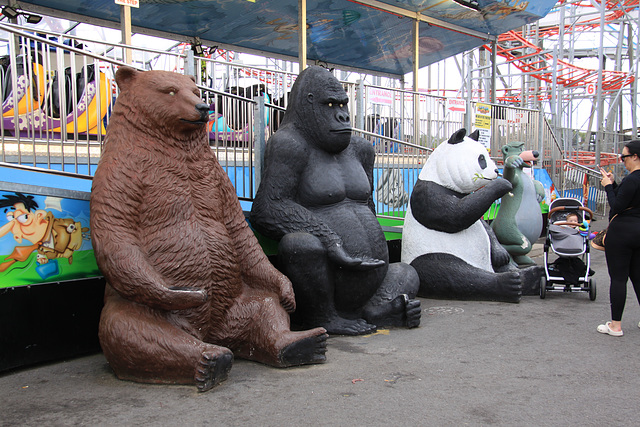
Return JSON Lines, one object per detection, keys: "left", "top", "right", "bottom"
{"left": 115, "top": 0, "right": 139, "bottom": 8}
{"left": 478, "top": 129, "right": 491, "bottom": 150}
{"left": 586, "top": 83, "right": 596, "bottom": 96}
{"left": 446, "top": 98, "right": 466, "bottom": 113}
{"left": 368, "top": 87, "right": 393, "bottom": 105}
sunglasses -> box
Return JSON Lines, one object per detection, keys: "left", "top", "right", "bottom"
{"left": 620, "top": 154, "right": 634, "bottom": 160}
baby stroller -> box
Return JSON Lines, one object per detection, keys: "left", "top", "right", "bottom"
{"left": 540, "top": 198, "right": 596, "bottom": 300}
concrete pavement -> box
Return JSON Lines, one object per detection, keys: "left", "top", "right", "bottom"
{"left": 3, "top": 224, "right": 640, "bottom": 426}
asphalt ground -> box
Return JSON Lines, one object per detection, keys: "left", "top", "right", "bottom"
{"left": 3, "top": 219, "right": 640, "bottom": 426}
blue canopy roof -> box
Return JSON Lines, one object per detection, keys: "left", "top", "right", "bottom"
{"left": 15, "top": 0, "right": 557, "bottom": 76}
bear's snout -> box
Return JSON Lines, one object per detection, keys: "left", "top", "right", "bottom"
{"left": 195, "top": 103, "right": 209, "bottom": 122}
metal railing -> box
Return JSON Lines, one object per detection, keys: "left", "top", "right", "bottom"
{"left": 353, "top": 129, "right": 431, "bottom": 218}
{"left": 0, "top": 22, "right": 186, "bottom": 175}
{"left": 0, "top": 23, "right": 574, "bottom": 215}
{"left": 561, "top": 159, "right": 608, "bottom": 218}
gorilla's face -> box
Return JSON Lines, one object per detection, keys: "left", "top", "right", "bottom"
{"left": 306, "top": 77, "right": 351, "bottom": 153}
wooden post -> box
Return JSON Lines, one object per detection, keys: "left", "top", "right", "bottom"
{"left": 298, "top": 0, "right": 307, "bottom": 71}
{"left": 121, "top": 5, "right": 132, "bottom": 64}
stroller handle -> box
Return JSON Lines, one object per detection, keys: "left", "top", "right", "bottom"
{"left": 553, "top": 221, "right": 582, "bottom": 227}
{"left": 549, "top": 205, "right": 595, "bottom": 219}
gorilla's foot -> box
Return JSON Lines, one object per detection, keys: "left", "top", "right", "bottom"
{"left": 195, "top": 347, "right": 234, "bottom": 392}
{"left": 494, "top": 270, "right": 523, "bottom": 303}
{"left": 364, "top": 294, "right": 421, "bottom": 328}
{"left": 318, "top": 317, "right": 377, "bottom": 336}
{"left": 279, "top": 329, "right": 328, "bottom": 367}
{"left": 405, "top": 298, "right": 422, "bottom": 328}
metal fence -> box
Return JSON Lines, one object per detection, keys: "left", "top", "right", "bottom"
{"left": 353, "top": 129, "right": 430, "bottom": 219}
{"left": 0, "top": 22, "right": 583, "bottom": 217}
{"left": 561, "top": 160, "right": 608, "bottom": 218}
{"left": 0, "top": 22, "right": 185, "bottom": 175}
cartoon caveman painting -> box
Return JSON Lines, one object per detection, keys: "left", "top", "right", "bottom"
{"left": 0, "top": 192, "right": 88, "bottom": 274}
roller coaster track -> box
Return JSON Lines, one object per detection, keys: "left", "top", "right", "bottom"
{"left": 484, "top": 0, "right": 638, "bottom": 103}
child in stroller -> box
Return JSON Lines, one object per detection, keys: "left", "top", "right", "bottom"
{"left": 541, "top": 198, "right": 596, "bottom": 300}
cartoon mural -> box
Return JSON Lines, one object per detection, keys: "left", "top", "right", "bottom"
{"left": 0, "top": 191, "right": 99, "bottom": 287}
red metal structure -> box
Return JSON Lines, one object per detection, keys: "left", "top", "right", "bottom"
{"left": 484, "top": 0, "right": 637, "bottom": 103}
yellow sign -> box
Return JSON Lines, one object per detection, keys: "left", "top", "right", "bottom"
{"left": 475, "top": 115, "right": 491, "bottom": 129}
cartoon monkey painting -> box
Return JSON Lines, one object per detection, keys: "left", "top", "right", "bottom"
{"left": 0, "top": 192, "right": 87, "bottom": 273}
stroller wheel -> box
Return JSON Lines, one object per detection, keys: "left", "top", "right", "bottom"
{"left": 540, "top": 276, "right": 547, "bottom": 299}
{"left": 589, "top": 277, "right": 596, "bottom": 301}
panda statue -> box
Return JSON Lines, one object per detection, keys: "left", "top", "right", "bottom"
{"left": 401, "top": 128, "right": 523, "bottom": 303}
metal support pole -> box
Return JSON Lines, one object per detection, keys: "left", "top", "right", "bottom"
{"left": 595, "top": 2, "right": 605, "bottom": 165}
{"left": 356, "top": 79, "right": 365, "bottom": 131}
{"left": 608, "top": 23, "right": 626, "bottom": 148}
{"left": 551, "top": 46, "right": 560, "bottom": 150}
{"left": 399, "top": 77, "right": 405, "bottom": 141}
{"left": 520, "top": 25, "right": 526, "bottom": 108}
{"left": 491, "top": 40, "right": 497, "bottom": 104}
{"left": 632, "top": 14, "right": 639, "bottom": 139}
{"left": 186, "top": 50, "right": 195, "bottom": 76}
{"left": 537, "top": 108, "right": 545, "bottom": 167}
{"left": 254, "top": 95, "right": 266, "bottom": 192}
{"left": 413, "top": 17, "right": 420, "bottom": 146}
{"left": 465, "top": 51, "right": 473, "bottom": 131}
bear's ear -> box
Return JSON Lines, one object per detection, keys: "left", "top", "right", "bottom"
{"left": 115, "top": 66, "right": 140, "bottom": 92}
{"left": 468, "top": 129, "right": 480, "bottom": 141}
{"left": 448, "top": 128, "right": 466, "bottom": 144}
{"left": 188, "top": 75, "right": 196, "bottom": 83}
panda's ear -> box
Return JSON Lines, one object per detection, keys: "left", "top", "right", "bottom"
{"left": 468, "top": 130, "right": 480, "bottom": 141}
{"left": 448, "top": 128, "right": 466, "bottom": 145}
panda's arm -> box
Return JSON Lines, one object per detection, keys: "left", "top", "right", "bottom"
{"left": 410, "top": 179, "right": 512, "bottom": 233}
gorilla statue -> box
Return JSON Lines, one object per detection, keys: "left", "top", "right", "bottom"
{"left": 250, "top": 66, "right": 421, "bottom": 336}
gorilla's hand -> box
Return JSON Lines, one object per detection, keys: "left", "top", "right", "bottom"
{"left": 327, "top": 243, "right": 385, "bottom": 270}
{"left": 352, "top": 256, "right": 386, "bottom": 271}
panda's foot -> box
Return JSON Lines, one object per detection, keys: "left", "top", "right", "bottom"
{"left": 519, "top": 264, "right": 544, "bottom": 295}
{"left": 195, "top": 347, "right": 234, "bottom": 392}
{"left": 363, "top": 294, "right": 421, "bottom": 329}
{"left": 494, "top": 271, "right": 523, "bottom": 303}
{"left": 318, "top": 317, "right": 377, "bottom": 336}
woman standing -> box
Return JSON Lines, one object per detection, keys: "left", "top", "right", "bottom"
{"left": 597, "top": 140, "right": 640, "bottom": 336}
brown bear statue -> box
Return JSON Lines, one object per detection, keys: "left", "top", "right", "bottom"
{"left": 90, "top": 66, "right": 327, "bottom": 392}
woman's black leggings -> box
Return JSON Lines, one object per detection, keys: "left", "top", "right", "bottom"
{"left": 605, "top": 216, "right": 640, "bottom": 321}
